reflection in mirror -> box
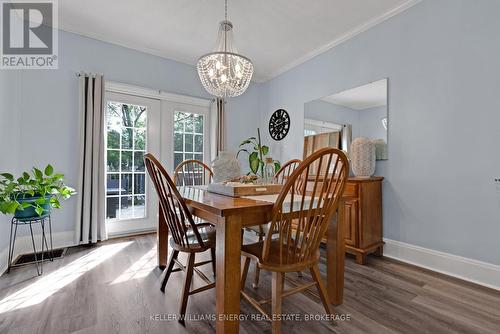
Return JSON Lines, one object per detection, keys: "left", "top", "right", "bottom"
{"left": 303, "top": 78, "right": 388, "bottom": 160}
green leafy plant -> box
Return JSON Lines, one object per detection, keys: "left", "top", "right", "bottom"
{"left": 237, "top": 128, "right": 280, "bottom": 177}
{"left": 0, "top": 165, "right": 76, "bottom": 217}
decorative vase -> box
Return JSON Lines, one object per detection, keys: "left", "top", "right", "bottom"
{"left": 372, "top": 139, "right": 388, "bottom": 160}
{"left": 350, "top": 137, "right": 376, "bottom": 178}
{"left": 211, "top": 151, "right": 241, "bottom": 183}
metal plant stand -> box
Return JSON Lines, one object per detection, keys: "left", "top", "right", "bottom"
{"left": 7, "top": 214, "right": 53, "bottom": 276}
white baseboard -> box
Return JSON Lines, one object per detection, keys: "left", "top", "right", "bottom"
{"left": 0, "top": 231, "right": 76, "bottom": 275}
{"left": 383, "top": 238, "right": 500, "bottom": 291}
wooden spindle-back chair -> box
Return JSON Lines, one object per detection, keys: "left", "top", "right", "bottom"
{"left": 174, "top": 159, "right": 214, "bottom": 226}
{"left": 275, "top": 159, "right": 301, "bottom": 185}
{"left": 240, "top": 148, "right": 349, "bottom": 334}
{"left": 173, "top": 159, "right": 213, "bottom": 187}
{"left": 246, "top": 159, "right": 302, "bottom": 288}
{"left": 144, "top": 154, "right": 216, "bottom": 325}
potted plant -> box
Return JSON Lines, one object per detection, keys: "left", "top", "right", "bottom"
{"left": 237, "top": 128, "right": 280, "bottom": 177}
{"left": 0, "top": 165, "right": 75, "bottom": 220}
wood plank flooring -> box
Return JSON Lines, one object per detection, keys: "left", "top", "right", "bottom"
{"left": 0, "top": 234, "right": 499, "bottom": 334}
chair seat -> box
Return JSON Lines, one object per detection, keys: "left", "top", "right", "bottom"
{"left": 245, "top": 223, "right": 271, "bottom": 235}
{"left": 242, "top": 240, "right": 319, "bottom": 272}
{"left": 174, "top": 206, "right": 214, "bottom": 227}
{"left": 170, "top": 223, "right": 215, "bottom": 252}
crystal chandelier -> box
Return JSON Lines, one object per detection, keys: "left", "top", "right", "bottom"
{"left": 197, "top": 0, "right": 254, "bottom": 98}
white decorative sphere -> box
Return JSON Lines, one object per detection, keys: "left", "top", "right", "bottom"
{"left": 211, "top": 151, "right": 241, "bottom": 182}
{"left": 350, "top": 137, "right": 376, "bottom": 178}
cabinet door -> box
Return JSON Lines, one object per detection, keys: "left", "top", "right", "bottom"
{"left": 344, "top": 199, "right": 358, "bottom": 246}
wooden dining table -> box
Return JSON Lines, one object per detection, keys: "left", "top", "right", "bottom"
{"left": 156, "top": 186, "right": 346, "bottom": 334}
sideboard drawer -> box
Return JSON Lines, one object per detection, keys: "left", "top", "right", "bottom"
{"left": 343, "top": 183, "right": 358, "bottom": 198}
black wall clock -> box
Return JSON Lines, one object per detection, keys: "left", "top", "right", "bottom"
{"left": 269, "top": 109, "right": 290, "bottom": 141}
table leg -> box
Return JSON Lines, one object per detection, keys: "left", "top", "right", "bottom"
{"left": 157, "top": 205, "right": 168, "bottom": 269}
{"left": 327, "top": 199, "right": 345, "bottom": 305}
{"left": 216, "top": 215, "right": 242, "bottom": 334}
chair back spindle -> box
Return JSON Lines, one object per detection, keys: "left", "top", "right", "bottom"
{"left": 275, "top": 159, "right": 301, "bottom": 185}
{"left": 174, "top": 160, "right": 213, "bottom": 187}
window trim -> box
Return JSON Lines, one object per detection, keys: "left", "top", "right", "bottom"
{"left": 106, "top": 81, "right": 211, "bottom": 107}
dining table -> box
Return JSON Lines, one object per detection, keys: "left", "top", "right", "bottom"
{"left": 156, "top": 185, "right": 346, "bottom": 334}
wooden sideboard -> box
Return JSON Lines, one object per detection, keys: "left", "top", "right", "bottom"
{"left": 342, "top": 176, "right": 384, "bottom": 264}
{"left": 303, "top": 175, "right": 384, "bottom": 264}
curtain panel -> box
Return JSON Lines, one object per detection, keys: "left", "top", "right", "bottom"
{"left": 210, "top": 97, "right": 225, "bottom": 161}
{"left": 75, "top": 73, "right": 107, "bottom": 244}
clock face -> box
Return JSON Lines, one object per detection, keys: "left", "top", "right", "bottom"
{"left": 269, "top": 109, "right": 290, "bottom": 141}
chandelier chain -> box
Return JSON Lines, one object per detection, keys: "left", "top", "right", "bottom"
{"left": 224, "top": 0, "right": 228, "bottom": 52}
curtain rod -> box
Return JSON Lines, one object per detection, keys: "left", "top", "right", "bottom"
{"left": 212, "top": 98, "right": 228, "bottom": 103}
{"left": 75, "top": 72, "right": 103, "bottom": 77}
{"left": 77, "top": 73, "right": 226, "bottom": 104}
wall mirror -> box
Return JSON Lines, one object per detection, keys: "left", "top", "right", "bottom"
{"left": 303, "top": 78, "right": 388, "bottom": 160}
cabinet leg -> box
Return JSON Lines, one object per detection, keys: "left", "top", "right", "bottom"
{"left": 374, "top": 246, "right": 383, "bottom": 257}
{"left": 355, "top": 253, "right": 366, "bottom": 265}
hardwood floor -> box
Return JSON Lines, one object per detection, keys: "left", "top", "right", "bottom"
{"left": 0, "top": 234, "right": 499, "bottom": 334}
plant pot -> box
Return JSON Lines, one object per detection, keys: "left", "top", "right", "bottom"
{"left": 14, "top": 194, "right": 52, "bottom": 220}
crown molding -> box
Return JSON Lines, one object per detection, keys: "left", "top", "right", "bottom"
{"left": 60, "top": 28, "right": 266, "bottom": 83}
{"left": 61, "top": 0, "right": 420, "bottom": 84}
{"left": 261, "top": 0, "right": 422, "bottom": 82}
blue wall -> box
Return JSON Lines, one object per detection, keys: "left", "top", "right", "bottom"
{"left": 358, "top": 106, "right": 387, "bottom": 142}
{"left": 304, "top": 100, "right": 361, "bottom": 138}
{"left": 260, "top": 0, "right": 500, "bottom": 265}
{"left": 0, "top": 30, "right": 262, "bottom": 246}
{"left": 0, "top": 72, "right": 20, "bottom": 250}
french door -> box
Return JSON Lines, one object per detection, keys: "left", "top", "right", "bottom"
{"left": 104, "top": 91, "right": 210, "bottom": 236}
{"left": 159, "top": 101, "right": 211, "bottom": 174}
{"left": 104, "top": 92, "right": 160, "bottom": 236}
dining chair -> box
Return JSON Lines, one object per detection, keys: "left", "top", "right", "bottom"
{"left": 144, "top": 154, "right": 216, "bottom": 325}
{"left": 173, "top": 159, "right": 213, "bottom": 187}
{"left": 174, "top": 159, "right": 214, "bottom": 226}
{"left": 275, "top": 159, "right": 301, "bottom": 185}
{"left": 245, "top": 159, "right": 302, "bottom": 288}
{"left": 240, "top": 148, "right": 349, "bottom": 334}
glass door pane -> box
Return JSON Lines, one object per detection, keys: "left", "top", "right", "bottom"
{"left": 173, "top": 112, "right": 205, "bottom": 168}
{"left": 105, "top": 92, "right": 160, "bottom": 236}
{"left": 106, "top": 101, "right": 147, "bottom": 222}
{"left": 172, "top": 111, "right": 209, "bottom": 186}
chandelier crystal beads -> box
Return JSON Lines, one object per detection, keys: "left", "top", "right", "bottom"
{"left": 197, "top": 1, "right": 253, "bottom": 98}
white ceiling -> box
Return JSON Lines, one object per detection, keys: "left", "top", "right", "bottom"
{"left": 59, "top": 0, "right": 419, "bottom": 82}
{"left": 321, "top": 79, "right": 387, "bottom": 110}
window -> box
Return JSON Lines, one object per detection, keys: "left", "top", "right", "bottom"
{"left": 173, "top": 111, "right": 205, "bottom": 169}
{"left": 105, "top": 101, "right": 147, "bottom": 222}
{"left": 304, "top": 129, "right": 317, "bottom": 137}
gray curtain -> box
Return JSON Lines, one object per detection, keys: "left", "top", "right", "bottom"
{"left": 210, "top": 97, "right": 225, "bottom": 161}
{"left": 75, "top": 72, "right": 107, "bottom": 244}
{"left": 341, "top": 124, "right": 352, "bottom": 156}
